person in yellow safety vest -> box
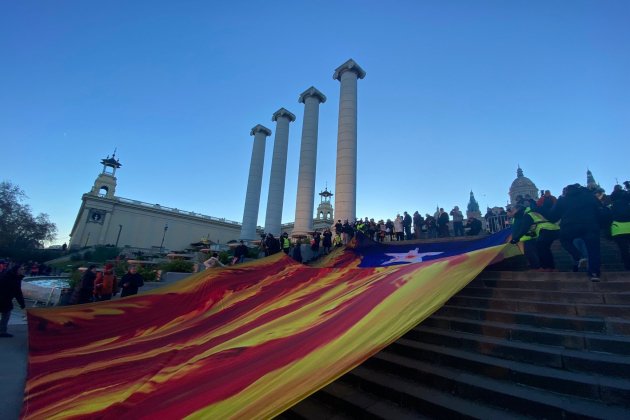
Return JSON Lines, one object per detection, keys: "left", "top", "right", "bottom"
{"left": 281, "top": 232, "right": 291, "bottom": 255}
{"left": 508, "top": 204, "right": 560, "bottom": 271}
{"left": 356, "top": 220, "right": 367, "bottom": 234}
{"left": 610, "top": 186, "right": 630, "bottom": 270}
{"left": 507, "top": 205, "right": 539, "bottom": 269}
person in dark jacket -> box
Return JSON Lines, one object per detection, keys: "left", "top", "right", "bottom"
{"left": 610, "top": 186, "right": 630, "bottom": 270}
{"left": 233, "top": 240, "right": 249, "bottom": 264}
{"left": 0, "top": 264, "right": 26, "bottom": 337}
{"left": 343, "top": 220, "right": 354, "bottom": 244}
{"left": 119, "top": 265, "right": 145, "bottom": 297}
{"left": 437, "top": 208, "right": 450, "bottom": 237}
{"left": 311, "top": 231, "right": 321, "bottom": 253}
{"left": 265, "top": 234, "right": 281, "bottom": 255}
{"left": 548, "top": 184, "right": 603, "bottom": 281}
{"left": 78, "top": 265, "right": 97, "bottom": 304}
{"left": 465, "top": 217, "right": 483, "bottom": 236}
{"left": 322, "top": 228, "right": 333, "bottom": 254}
{"left": 292, "top": 242, "right": 303, "bottom": 263}
{"left": 403, "top": 211, "right": 413, "bottom": 240}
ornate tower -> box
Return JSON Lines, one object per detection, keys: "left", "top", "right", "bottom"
{"left": 466, "top": 191, "right": 481, "bottom": 219}
{"left": 90, "top": 152, "right": 121, "bottom": 199}
{"left": 315, "top": 187, "right": 334, "bottom": 223}
{"left": 586, "top": 169, "right": 600, "bottom": 190}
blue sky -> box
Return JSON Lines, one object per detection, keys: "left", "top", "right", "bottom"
{"left": 2, "top": 1, "right": 629, "bottom": 245}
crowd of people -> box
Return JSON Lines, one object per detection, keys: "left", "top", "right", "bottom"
{"left": 256, "top": 207, "right": 485, "bottom": 263}
{"left": 1, "top": 180, "right": 628, "bottom": 335}
{"left": 73, "top": 264, "right": 145, "bottom": 304}
{"left": 508, "top": 182, "right": 630, "bottom": 282}
{"left": 253, "top": 180, "right": 630, "bottom": 281}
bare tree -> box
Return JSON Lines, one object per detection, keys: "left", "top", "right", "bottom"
{"left": 0, "top": 181, "right": 57, "bottom": 250}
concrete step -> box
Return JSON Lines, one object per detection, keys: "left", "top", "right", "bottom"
{"left": 279, "top": 396, "right": 352, "bottom": 420}
{"left": 446, "top": 294, "right": 630, "bottom": 318}
{"left": 475, "top": 270, "right": 630, "bottom": 282}
{"left": 284, "top": 261, "right": 630, "bottom": 418}
{"left": 385, "top": 338, "right": 630, "bottom": 406}
{"left": 407, "top": 326, "right": 630, "bottom": 379}
{"left": 422, "top": 315, "right": 630, "bottom": 355}
{"left": 358, "top": 352, "right": 630, "bottom": 418}
{"left": 434, "top": 305, "right": 630, "bottom": 337}
{"left": 342, "top": 365, "right": 529, "bottom": 419}
{"left": 284, "top": 381, "right": 425, "bottom": 420}
{"left": 459, "top": 285, "right": 629, "bottom": 305}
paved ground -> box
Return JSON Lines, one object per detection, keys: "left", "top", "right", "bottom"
{"left": 0, "top": 309, "right": 27, "bottom": 420}
{"left": 0, "top": 275, "right": 191, "bottom": 419}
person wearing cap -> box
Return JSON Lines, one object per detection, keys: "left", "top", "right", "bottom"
{"left": 508, "top": 204, "right": 560, "bottom": 271}
{"left": 0, "top": 264, "right": 26, "bottom": 337}
{"left": 94, "top": 263, "right": 118, "bottom": 301}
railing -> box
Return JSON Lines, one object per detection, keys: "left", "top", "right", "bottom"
{"left": 485, "top": 215, "right": 511, "bottom": 233}
{"left": 114, "top": 197, "right": 241, "bottom": 225}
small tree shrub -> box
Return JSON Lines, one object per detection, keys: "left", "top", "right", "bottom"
{"left": 218, "top": 251, "right": 231, "bottom": 265}
{"left": 160, "top": 260, "right": 194, "bottom": 273}
{"left": 138, "top": 266, "right": 158, "bottom": 282}
{"left": 91, "top": 246, "right": 120, "bottom": 262}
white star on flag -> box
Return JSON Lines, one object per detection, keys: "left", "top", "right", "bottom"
{"left": 381, "top": 248, "right": 444, "bottom": 265}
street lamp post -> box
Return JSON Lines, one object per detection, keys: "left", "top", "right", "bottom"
{"left": 160, "top": 224, "right": 168, "bottom": 252}
{"left": 115, "top": 224, "right": 123, "bottom": 248}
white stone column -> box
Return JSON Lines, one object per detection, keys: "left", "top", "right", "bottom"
{"left": 264, "top": 108, "right": 296, "bottom": 236}
{"left": 333, "top": 59, "right": 366, "bottom": 223}
{"left": 240, "top": 124, "right": 272, "bottom": 241}
{"left": 292, "top": 87, "right": 327, "bottom": 238}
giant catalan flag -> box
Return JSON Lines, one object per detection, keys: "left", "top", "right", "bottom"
{"left": 23, "top": 230, "right": 512, "bottom": 419}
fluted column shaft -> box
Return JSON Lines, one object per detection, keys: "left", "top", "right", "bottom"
{"left": 264, "top": 109, "right": 295, "bottom": 236}
{"left": 293, "top": 88, "right": 326, "bottom": 237}
{"left": 240, "top": 125, "right": 271, "bottom": 241}
{"left": 334, "top": 60, "right": 365, "bottom": 223}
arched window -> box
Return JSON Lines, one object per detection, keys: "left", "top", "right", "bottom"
{"left": 98, "top": 186, "right": 109, "bottom": 196}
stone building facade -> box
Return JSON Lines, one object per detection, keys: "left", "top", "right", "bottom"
{"left": 69, "top": 155, "right": 244, "bottom": 251}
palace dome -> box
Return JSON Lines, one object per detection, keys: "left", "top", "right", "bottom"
{"left": 509, "top": 167, "right": 539, "bottom": 204}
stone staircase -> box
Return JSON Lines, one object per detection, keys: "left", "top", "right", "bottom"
{"left": 280, "top": 240, "right": 630, "bottom": 419}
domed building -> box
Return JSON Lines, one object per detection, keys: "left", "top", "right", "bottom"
{"left": 509, "top": 166, "right": 539, "bottom": 205}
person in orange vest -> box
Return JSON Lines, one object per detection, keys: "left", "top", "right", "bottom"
{"left": 94, "top": 263, "right": 118, "bottom": 301}
{"left": 30, "top": 262, "right": 40, "bottom": 276}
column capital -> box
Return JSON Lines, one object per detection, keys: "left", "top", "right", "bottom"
{"left": 333, "top": 59, "right": 366, "bottom": 81}
{"left": 250, "top": 124, "right": 272, "bottom": 136}
{"left": 271, "top": 108, "right": 296, "bottom": 123}
{"left": 299, "top": 86, "right": 327, "bottom": 104}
